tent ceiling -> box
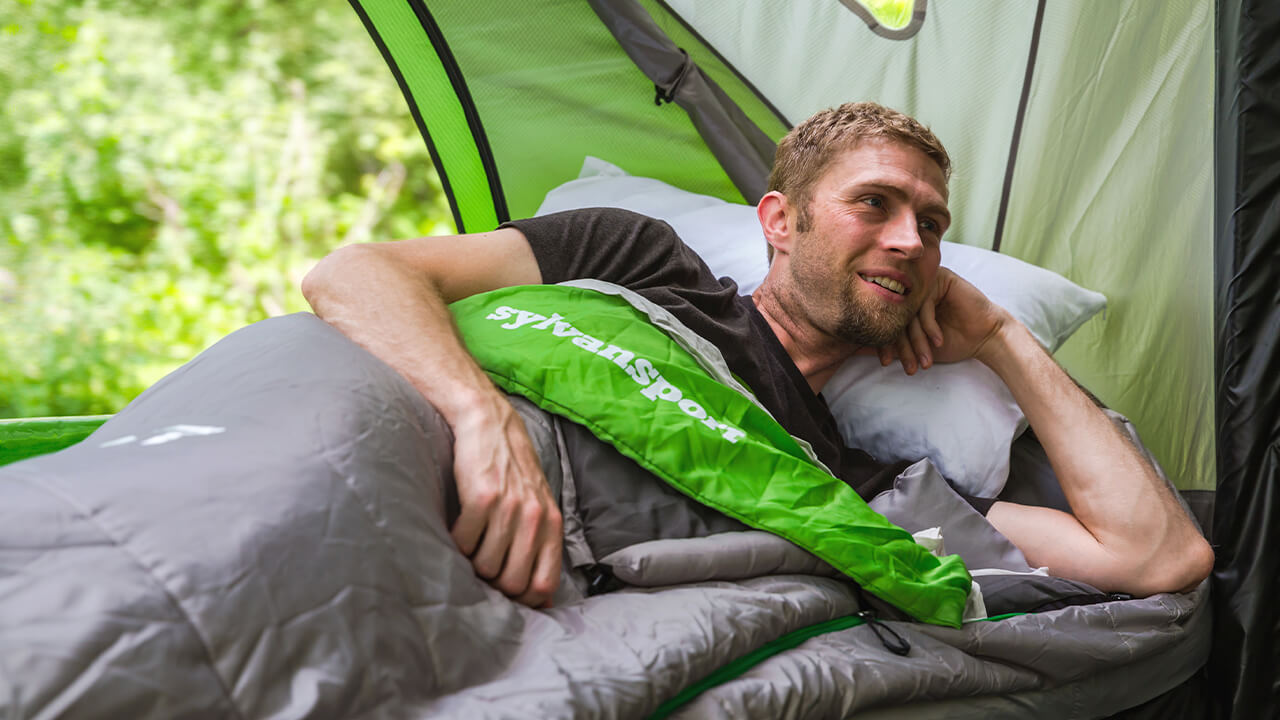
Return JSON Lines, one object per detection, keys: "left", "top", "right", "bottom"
{"left": 663, "top": 0, "right": 1039, "bottom": 251}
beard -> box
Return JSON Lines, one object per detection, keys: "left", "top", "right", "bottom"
{"left": 832, "top": 279, "right": 914, "bottom": 346}
{"left": 785, "top": 226, "right": 920, "bottom": 348}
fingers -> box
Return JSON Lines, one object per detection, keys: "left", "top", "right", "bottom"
{"left": 874, "top": 321, "right": 932, "bottom": 375}
{"left": 918, "top": 288, "right": 943, "bottom": 348}
{"left": 516, "top": 514, "right": 564, "bottom": 608}
{"left": 895, "top": 333, "right": 918, "bottom": 375}
{"left": 460, "top": 476, "right": 563, "bottom": 607}
{"left": 448, "top": 400, "right": 563, "bottom": 608}
{"left": 878, "top": 343, "right": 897, "bottom": 367}
{"left": 449, "top": 486, "right": 491, "bottom": 556}
{"left": 470, "top": 498, "right": 518, "bottom": 580}
{"left": 907, "top": 317, "right": 932, "bottom": 369}
{"left": 492, "top": 505, "right": 539, "bottom": 590}
{"left": 493, "top": 495, "right": 561, "bottom": 595}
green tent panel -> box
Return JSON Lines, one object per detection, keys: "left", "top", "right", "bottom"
{"left": 1006, "top": 0, "right": 1215, "bottom": 495}
{"left": 353, "top": 0, "right": 792, "bottom": 234}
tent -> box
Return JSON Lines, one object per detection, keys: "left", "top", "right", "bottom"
{"left": 342, "top": 0, "right": 1276, "bottom": 716}
{"left": 1, "top": 0, "right": 1274, "bottom": 716}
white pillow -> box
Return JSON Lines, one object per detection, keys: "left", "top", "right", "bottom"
{"left": 536, "top": 158, "right": 1106, "bottom": 497}
{"left": 536, "top": 158, "right": 770, "bottom": 294}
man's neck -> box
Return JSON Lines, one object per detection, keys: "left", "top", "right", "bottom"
{"left": 750, "top": 282, "right": 857, "bottom": 394}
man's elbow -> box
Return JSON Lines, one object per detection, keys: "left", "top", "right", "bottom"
{"left": 1171, "top": 534, "right": 1215, "bottom": 593}
{"left": 1126, "top": 533, "right": 1214, "bottom": 597}
{"left": 301, "top": 244, "right": 371, "bottom": 312}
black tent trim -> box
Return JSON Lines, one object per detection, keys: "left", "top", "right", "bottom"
{"left": 404, "top": 0, "right": 510, "bottom": 231}
{"left": 348, "top": 1, "right": 464, "bottom": 233}
{"left": 990, "top": 0, "right": 1046, "bottom": 254}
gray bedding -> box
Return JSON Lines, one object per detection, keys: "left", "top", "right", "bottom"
{"left": 0, "top": 314, "right": 1209, "bottom": 719}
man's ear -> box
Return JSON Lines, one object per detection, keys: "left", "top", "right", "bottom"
{"left": 757, "top": 191, "right": 795, "bottom": 258}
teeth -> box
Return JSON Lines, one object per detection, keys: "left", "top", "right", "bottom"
{"left": 861, "top": 274, "right": 905, "bottom": 295}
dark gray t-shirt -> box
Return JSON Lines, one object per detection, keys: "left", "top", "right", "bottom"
{"left": 503, "top": 207, "right": 905, "bottom": 499}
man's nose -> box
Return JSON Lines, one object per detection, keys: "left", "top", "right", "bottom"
{"left": 881, "top": 212, "right": 924, "bottom": 258}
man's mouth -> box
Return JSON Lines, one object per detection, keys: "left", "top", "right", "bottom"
{"left": 859, "top": 273, "right": 907, "bottom": 295}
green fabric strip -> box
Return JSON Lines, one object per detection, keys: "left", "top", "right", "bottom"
{"left": 0, "top": 416, "right": 110, "bottom": 467}
{"left": 451, "top": 285, "right": 970, "bottom": 626}
{"left": 356, "top": 0, "right": 498, "bottom": 231}
{"left": 977, "top": 612, "right": 1026, "bottom": 622}
{"left": 647, "top": 614, "right": 867, "bottom": 719}
{"left": 648, "top": 610, "right": 1023, "bottom": 718}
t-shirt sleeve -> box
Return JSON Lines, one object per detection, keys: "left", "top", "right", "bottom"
{"left": 502, "top": 207, "right": 723, "bottom": 293}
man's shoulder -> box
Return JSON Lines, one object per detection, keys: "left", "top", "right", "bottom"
{"left": 507, "top": 206, "right": 704, "bottom": 289}
{"left": 511, "top": 205, "right": 677, "bottom": 230}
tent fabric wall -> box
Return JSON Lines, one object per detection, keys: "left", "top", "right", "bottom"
{"left": 411, "top": 0, "right": 791, "bottom": 224}
{"left": 552, "top": 0, "right": 1218, "bottom": 496}
{"left": 352, "top": 0, "right": 793, "bottom": 232}
{"left": 587, "top": 0, "right": 779, "bottom": 204}
{"left": 661, "top": 0, "right": 1039, "bottom": 256}
{"left": 1213, "top": 0, "right": 1280, "bottom": 717}
{"left": 1002, "top": 0, "right": 1216, "bottom": 494}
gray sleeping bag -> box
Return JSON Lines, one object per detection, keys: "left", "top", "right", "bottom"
{"left": 0, "top": 313, "right": 1209, "bottom": 719}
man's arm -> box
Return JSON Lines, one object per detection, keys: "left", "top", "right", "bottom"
{"left": 917, "top": 269, "right": 1213, "bottom": 596}
{"left": 301, "top": 228, "right": 564, "bottom": 607}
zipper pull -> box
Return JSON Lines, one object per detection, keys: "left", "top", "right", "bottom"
{"left": 583, "top": 564, "right": 622, "bottom": 596}
{"left": 857, "top": 610, "right": 911, "bottom": 656}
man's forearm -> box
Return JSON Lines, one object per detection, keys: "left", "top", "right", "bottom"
{"left": 977, "top": 322, "right": 1163, "bottom": 537}
{"left": 302, "top": 243, "right": 503, "bottom": 424}
{"left": 302, "top": 238, "right": 564, "bottom": 607}
{"left": 977, "top": 321, "right": 1212, "bottom": 595}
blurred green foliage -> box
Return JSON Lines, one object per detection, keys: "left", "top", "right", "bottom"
{"left": 0, "top": 0, "right": 453, "bottom": 417}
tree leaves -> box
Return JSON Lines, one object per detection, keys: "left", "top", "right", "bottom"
{"left": 0, "top": 0, "right": 450, "bottom": 416}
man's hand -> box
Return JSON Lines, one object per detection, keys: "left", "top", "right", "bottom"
{"left": 448, "top": 392, "right": 563, "bottom": 608}
{"left": 873, "top": 267, "right": 1212, "bottom": 595}
{"left": 877, "top": 267, "right": 1012, "bottom": 373}
{"left": 301, "top": 229, "right": 561, "bottom": 608}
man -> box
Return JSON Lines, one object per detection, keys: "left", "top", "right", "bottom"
{"left": 302, "top": 102, "right": 1212, "bottom": 610}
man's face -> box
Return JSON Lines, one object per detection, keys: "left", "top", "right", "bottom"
{"left": 784, "top": 139, "right": 950, "bottom": 347}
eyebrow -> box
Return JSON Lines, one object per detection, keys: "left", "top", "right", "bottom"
{"left": 854, "top": 182, "right": 952, "bottom": 225}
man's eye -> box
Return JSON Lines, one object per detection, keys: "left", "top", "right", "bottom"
{"left": 862, "top": 197, "right": 883, "bottom": 208}
{"left": 919, "top": 218, "right": 939, "bottom": 233}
